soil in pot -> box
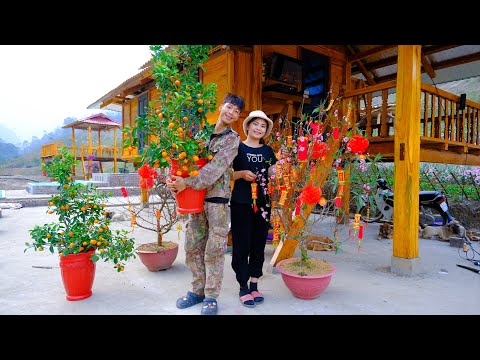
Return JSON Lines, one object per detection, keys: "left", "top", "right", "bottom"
{"left": 279, "top": 258, "right": 333, "bottom": 276}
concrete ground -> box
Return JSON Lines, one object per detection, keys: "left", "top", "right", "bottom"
{"left": 1, "top": 191, "right": 480, "bottom": 315}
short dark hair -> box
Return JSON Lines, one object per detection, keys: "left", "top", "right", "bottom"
{"left": 222, "top": 93, "right": 245, "bottom": 112}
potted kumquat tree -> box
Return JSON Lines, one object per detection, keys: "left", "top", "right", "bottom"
{"left": 25, "top": 147, "right": 136, "bottom": 301}
{"left": 122, "top": 45, "right": 220, "bottom": 270}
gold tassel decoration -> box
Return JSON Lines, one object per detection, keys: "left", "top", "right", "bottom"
{"left": 251, "top": 180, "right": 258, "bottom": 213}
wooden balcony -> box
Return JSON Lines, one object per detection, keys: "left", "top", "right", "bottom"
{"left": 343, "top": 81, "right": 480, "bottom": 165}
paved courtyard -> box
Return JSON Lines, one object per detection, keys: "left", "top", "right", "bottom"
{"left": 1, "top": 203, "right": 479, "bottom": 315}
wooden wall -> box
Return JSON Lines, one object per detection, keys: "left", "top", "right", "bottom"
{"left": 202, "top": 47, "right": 259, "bottom": 138}
{"left": 120, "top": 45, "right": 349, "bottom": 157}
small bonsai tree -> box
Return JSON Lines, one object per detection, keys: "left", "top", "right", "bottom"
{"left": 25, "top": 147, "right": 136, "bottom": 271}
{"left": 117, "top": 164, "right": 180, "bottom": 251}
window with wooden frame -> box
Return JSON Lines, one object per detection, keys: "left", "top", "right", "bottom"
{"left": 137, "top": 92, "right": 148, "bottom": 152}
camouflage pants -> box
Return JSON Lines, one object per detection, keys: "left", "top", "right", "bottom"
{"left": 185, "top": 202, "right": 230, "bottom": 299}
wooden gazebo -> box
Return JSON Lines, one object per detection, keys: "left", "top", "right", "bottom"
{"left": 41, "top": 113, "right": 125, "bottom": 179}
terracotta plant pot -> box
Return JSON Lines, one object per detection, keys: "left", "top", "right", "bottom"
{"left": 136, "top": 242, "right": 179, "bottom": 271}
{"left": 59, "top": 250, "right": 96, "bottom": 301}
{"left": 276, "top": 258, "right": 336, "bottom": 300}
{"left": 170, "top": 158, "right": 207, "bottom": 214}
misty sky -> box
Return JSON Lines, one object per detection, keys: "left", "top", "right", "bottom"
{"left": 0, "top": 45, "right": 152, "bottom": 142}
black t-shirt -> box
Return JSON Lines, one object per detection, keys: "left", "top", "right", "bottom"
{"left": 231, "top": 142, "right": 277, "bottom": 205}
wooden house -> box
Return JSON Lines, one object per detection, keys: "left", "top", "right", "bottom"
{"left": 86, "top": 45, "right": 480, "bottom": 275}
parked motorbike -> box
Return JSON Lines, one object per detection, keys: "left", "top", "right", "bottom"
{"left": 358, "top": 177, "right": 455, "bottom": 226}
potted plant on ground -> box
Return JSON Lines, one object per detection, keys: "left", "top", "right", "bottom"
{"left": 122, "top": 45, "right": 219, "bottom": 269}
{"left": 119, "top": 164, "right": 181, "bottom": 271}
{"left": 25, "top": 147, "right": 136, "bottom": 301}
{"left": 268, "top": 97, "right": 371, "bottom": 299}
{"left": 124, "top": 44, "right": 218, "bottom": 214}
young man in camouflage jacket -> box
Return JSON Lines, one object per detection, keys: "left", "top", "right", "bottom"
{"left": 167, "top": 93, "right": 245, "bottom": 315}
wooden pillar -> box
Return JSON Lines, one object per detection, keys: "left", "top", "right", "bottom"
{"left": 287, "top": 100, "right": 293, "bottom": 136}
{"left": 98, "top": 130, "right": 102, "bottom": 157}
{"left": 88, "top": 126, "right": 92, "bottom": 156}
{"left": 88, "top": 126, "right": 93, "bottom": 180}
{"left": 252, "top": 45, "right": 263, "bottom": 110}
{"left": 71, "top": 128, "right": 76, "bottom": 176}
{"left": 113, "top": 128, "right": 118, "bottom": 173}
{"left": 393, "top": 45, "right": 421, "bottom": 259}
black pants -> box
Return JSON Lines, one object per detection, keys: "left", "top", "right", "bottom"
{"left": 230, "top": 202, "right": 270, "bottom": 288}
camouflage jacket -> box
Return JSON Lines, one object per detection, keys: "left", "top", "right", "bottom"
{"left": 184, "top": 127, "right": 240, "bottom": 199}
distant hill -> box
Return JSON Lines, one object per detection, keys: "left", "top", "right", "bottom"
{"left": 0, "top": 124, "right": 21, "bottom": 145}
{"left": 0, "top": 111, "right": 123, "bottom": 167}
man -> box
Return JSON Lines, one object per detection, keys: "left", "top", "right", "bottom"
{"left": 167, "top": 93, "right": 245, "bottom": 315}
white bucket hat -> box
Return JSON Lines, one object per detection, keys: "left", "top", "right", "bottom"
{"left": 243, "top": 110, "right": 273, "bottom": 139}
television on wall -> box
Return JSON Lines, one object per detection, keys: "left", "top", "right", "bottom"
{"left": 269, "top": 52, "right": 303, "bottom": 85}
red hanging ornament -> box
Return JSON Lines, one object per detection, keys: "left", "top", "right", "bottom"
{"left": 310, "top": 122, "right": 319, "bottom": 136}
{"left": 120, "top": 187, "right": 128, "bottom": 197}
{"left": 295, "top": 198, "right": 301, "bottom": 216}
{"left": 335, "top": 196, "right": 342, "bottom": 207}
{"left": 333, "top": 127, "right": 339, "bottom": 140}
{"left": 347, "top": 135, "right": 369, "bottom": 154}
{"left": 358, "top": 224, "right": 364, "bottom": 239}
{"left": 297, "top": 136, "right": 308, "bottom": 162}
{"left": 311, "top": 141, "right": 327, "bottom": 160}
{"left": 299, "top": 185, "right": 322, "bottom": 205}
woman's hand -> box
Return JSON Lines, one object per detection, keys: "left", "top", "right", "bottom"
{"left": 233, "top": 170, "right": 256, "bottom": 182}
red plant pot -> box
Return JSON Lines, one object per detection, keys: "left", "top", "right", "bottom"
{"left": 59, "top": 250, "right": 96, "bottom": 301}
{"left": 276, "top": 258, "right": 336, "bottom": 300}
{"left": 170, "top": 158, "right": 207, "bottom": 214}
{"left": 137, "top": 242, "right": 179, "bottom": 271}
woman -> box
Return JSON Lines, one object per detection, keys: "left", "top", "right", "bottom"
{"left": 230, "top": 110, "right": 277, "bottom": 308}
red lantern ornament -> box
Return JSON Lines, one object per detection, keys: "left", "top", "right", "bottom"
{"left": 138, "top": 163, "right": 158, "bottom": 190}
{"left": 299, "top": 185, "right": 322, "bottom": 205}
{"left": 347, "top": 135, "right": 369, "bottom": 154}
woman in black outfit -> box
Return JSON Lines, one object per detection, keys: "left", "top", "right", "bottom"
{"left": 231, "top": 110, "right": 277, "bottom": 308}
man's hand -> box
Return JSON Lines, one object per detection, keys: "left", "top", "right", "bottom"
{"left": 167, "top": 175, "right": 187, "bottom": 194}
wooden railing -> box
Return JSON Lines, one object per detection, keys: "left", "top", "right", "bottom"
{"left": 72, "top": 144, "right": 122, "bottom": 159}
{"left": 41, "top": 142, "right": 64, "bottom": 158}
{"left": 342, "top": 81, "right": 480, "bottom": 154}
{"left": 41, "top": 142, "right": 122, "bottom": 160}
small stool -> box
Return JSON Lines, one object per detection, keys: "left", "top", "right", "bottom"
{"left": 449, "top": 236, "right": 464, "bottom": 248}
